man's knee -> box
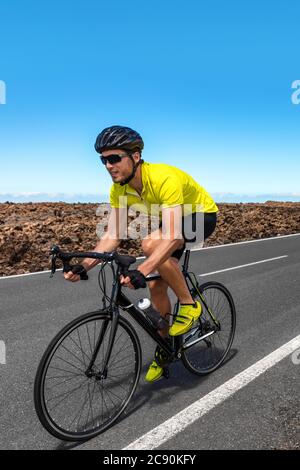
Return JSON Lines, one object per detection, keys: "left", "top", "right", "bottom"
{"left": 142, "top": 238, "right": 157, "bottom": 257}
{"left": 142, "top": 236, "right": 184, "bottom": 257}
{"left": 175, "top": 238, "right": 185, "bottom": 249}
{"left": 148, "top": 279, "right": 168, "bottom": 295}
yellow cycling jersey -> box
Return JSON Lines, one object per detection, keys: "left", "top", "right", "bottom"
{"left": 109, "top": 162, "right": 218, "bottom": 217}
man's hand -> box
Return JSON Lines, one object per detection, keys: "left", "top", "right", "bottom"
{"left": 64, "top": 270, "right": 81, "bottom": 282}
{"left": 120, "top": 269, "right": 147, "bottom": 289}
{"left": 63, "top": 264, "right": 88, "bottom": 282}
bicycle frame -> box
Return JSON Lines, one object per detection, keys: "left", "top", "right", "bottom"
{"left": 53, "top": 246, "right": 220, "bottom": 376}
{"left": 98, "top": 249, "right": 221, "bottom": 375}
{"left": 99, "top": 272, "right": 175, "bottom": 376}
{"left": 86, "top": 254, "right": 191, "bottom": 376}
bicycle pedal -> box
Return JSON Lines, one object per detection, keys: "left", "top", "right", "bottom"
{"left": 155, "top": 347, "right": 171, "bottom": 368}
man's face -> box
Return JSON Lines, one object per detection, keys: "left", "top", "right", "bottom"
{"left": 101, "top": 149, "right": 139, "bottom": 183}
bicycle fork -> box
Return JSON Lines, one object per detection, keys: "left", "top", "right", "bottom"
{"left": 85, "top": 308, "right": 120, "bottom": 380}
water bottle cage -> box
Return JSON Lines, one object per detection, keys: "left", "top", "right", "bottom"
{"left": 157, "top": 317, "right": 169, "bottom": 330}
{"left": 145, "top": 310, "right": 169, "bottom": 331}
{"left": 138, "top": 298, "right": 172, "bottom": 331}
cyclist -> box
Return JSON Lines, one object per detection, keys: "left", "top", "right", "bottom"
{"left": 64, "top": 125, "right": 218, "bottom": 382}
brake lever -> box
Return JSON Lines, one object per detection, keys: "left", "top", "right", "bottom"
{"left": 49, "top": 245, "right": 89, "bottom": 280}
{"left": 119, "top": 266, "right": 130, "bottom": 278}
{"left": 50, "top": 253, "right": 57, "bottom": 278}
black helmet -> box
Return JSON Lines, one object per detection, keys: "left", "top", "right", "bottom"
{"left": 94, "top": 125, "right": 144, "bottom": 154}
{"left": 95, "top": 125, "right": 144, "bottom": 186}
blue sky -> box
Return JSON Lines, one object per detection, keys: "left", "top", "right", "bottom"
{"left": 0, "top": 0, "right": 299, "bottom": 202}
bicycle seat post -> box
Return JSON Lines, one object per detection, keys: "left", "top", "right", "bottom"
{"left": 182, "top": 249, "right": 191, "bottom": 272}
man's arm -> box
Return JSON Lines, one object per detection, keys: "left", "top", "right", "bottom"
{"left": 64, "top": 208, "right": 122, "bottom": 282}
{"left": 81, "top": 230, "right": 120, "bottom": 272}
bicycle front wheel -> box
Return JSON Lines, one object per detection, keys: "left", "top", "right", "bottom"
{"left": 34, "top": 311, "right": 141, "bottom": 441}
{"left": 181, "top": 281, "right": 236, "bottom": 375}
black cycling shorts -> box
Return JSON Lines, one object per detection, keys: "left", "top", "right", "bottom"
{"left": 159, "top": 211, "right": 217, "bottom": 261}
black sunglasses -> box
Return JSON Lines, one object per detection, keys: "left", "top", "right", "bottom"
{"left": 100, "top": 153, "right": 130, "bottom": 165}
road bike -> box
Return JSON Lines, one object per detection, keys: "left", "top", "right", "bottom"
{"left": 34, "top": 245, "right": 236, "bottom": 441}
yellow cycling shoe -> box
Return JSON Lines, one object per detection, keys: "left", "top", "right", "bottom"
{"left": 145, "top": 344, "right": 171, "bottom": 382}
{"left": 145, "top": 359, "right": 163, "bottom": 382}
{"left": 169, "top": 301, "right": 202, "bottom": 336}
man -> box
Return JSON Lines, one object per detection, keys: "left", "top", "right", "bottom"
{"left": 64, "top": 125, "right": 218, "bottom": 382}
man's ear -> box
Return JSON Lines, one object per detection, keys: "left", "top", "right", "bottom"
{"left": 132, "top": 151, "right": 141, "bottom": 162}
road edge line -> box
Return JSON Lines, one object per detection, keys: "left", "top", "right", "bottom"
{"left": 124, "top": 334, "right": 300, "bottom": 450}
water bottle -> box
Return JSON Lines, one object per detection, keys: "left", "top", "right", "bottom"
{"left": 138, "top": 298, "right": 166, "bottom": 330}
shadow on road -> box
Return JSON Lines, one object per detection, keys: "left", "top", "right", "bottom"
{"left": 55, "top": 348, "right": 238, "bottom": 450}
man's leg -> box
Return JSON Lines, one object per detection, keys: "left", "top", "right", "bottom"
{"left": 142, "top": 233, "right": 194, "bottom": 306}
{"left": 143, "top": 230, "right": 201, "bottom": 337}
{"left": 157, "top": 257, "right": 194, "bottom": 304}
{"left": 143, "top": 233, "right": 200, "bottom": 382}
{"left": 147, "top": 278, "right": 171, "bottom": 337}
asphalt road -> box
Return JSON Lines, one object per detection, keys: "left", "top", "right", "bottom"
{"left": 0, "top": 234, "right": 299, "bottom": 450}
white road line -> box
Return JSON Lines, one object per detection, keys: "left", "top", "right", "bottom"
{"left": 199, "top": 232, "right": 300, "bottom": 250}
{"left": 137, "top": 232, "right": 300, "bottom": 258}
{"left": 1, "top": 232, "right": 299, "bottom": 280}
{"left": 0, "top": 269, "right": 62, "bottom": 280}
{"left": 198, "top": 255, "right": 288, "bottom": 276}
{"left": 124, "top": 334, "right": 300, "bottom": 450}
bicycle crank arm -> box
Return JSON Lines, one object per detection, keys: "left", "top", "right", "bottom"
{"left": 182, "top": 330, "right": 215, "bottom": 351}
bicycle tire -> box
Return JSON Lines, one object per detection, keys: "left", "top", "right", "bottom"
{"left": 34, "top": 310, "right": 142, "bottom": 441}
{"left": 181, "top": 281, "right": 236, "bottom": 375}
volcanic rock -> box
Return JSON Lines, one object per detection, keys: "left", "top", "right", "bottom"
{"left": 0, "top": 202, "right": 299, "bottom": 276}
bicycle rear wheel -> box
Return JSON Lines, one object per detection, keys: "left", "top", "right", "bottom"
{"left": 181, "top": 281, "right": 236, "bottom": 375}
{"left": 34, "top": 311, "right": 141, "bottom": 441}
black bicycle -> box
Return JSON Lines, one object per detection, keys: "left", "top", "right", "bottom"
{"left": 34, "top": 245, "right": 236, "bottom": 442}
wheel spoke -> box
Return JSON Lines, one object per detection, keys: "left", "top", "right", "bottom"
{"left": 50, "top": 355, "right": 85, "bottom": 374}
{"left": 47, "top": 378, "right": 89, "bottom": 412}
{"left": 68, "top": 334, "right": 93, "bottom": 364}
{"left": 46, "top": 373, "right": 84, "bottom": 391}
